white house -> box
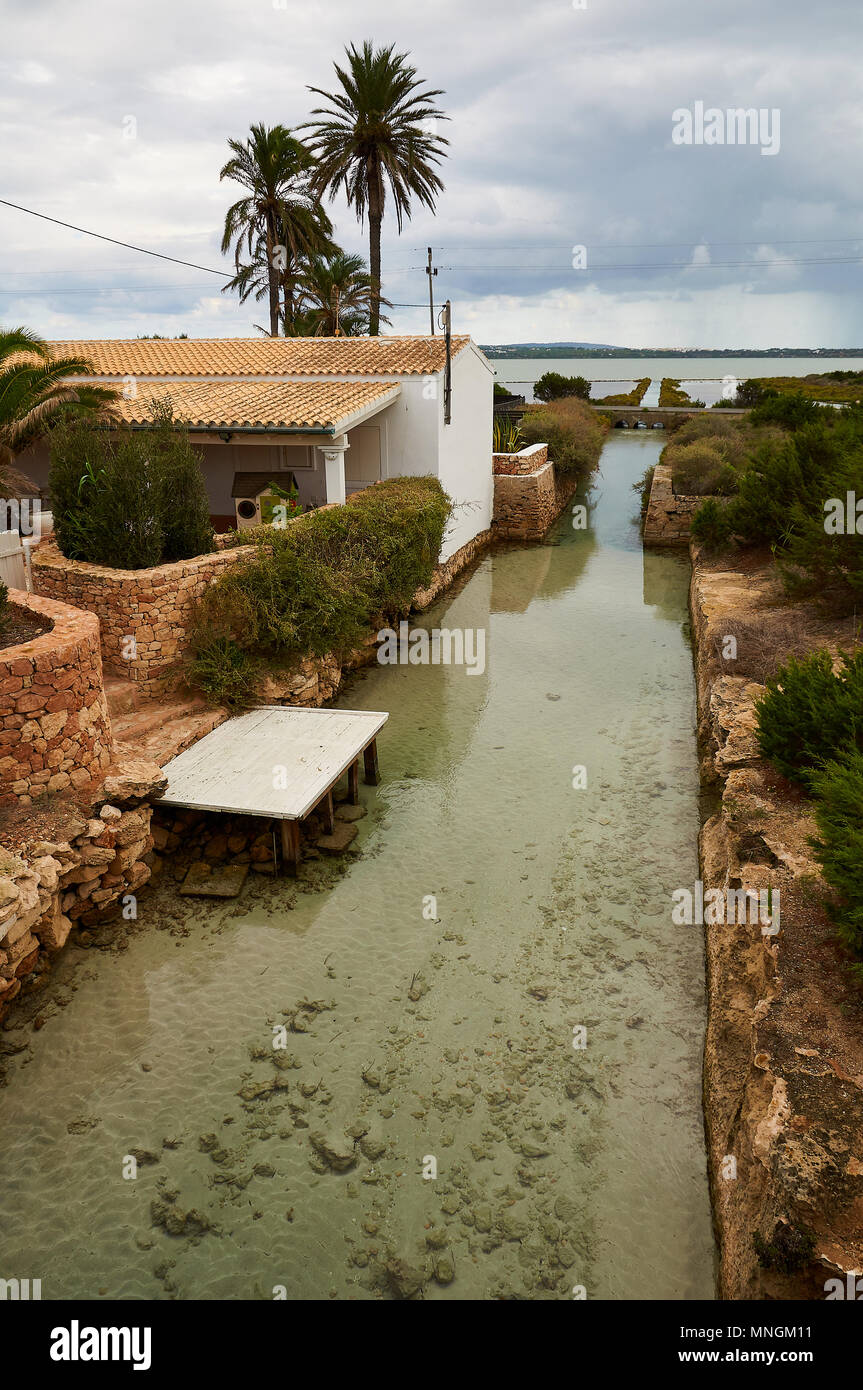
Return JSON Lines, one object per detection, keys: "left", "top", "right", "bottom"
{"left": 19, "top": 335, "right": 494, "bottom": 562}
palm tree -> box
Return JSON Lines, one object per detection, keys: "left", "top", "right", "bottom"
{"left": 220, "top": 123, "right": 333, "bottom": 336}
{"left": 0, "top": 326, "right": 116, "bottom": 471}
{"left": 302, "top": 41, "right": 449, "bottom": 335}
{"left": 297, "top": 250, "right": 392, "bottom": 336}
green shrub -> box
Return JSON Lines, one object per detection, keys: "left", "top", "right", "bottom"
{"left": 0, "top": 578, "right": 7, "bottom": 634}
{"left": 492, "top": 417, "right": 523, "bottom": 452}
{"left": 186, "top": 476, "right": 452, "bottom": 707}
{"left": 809, "top": 748, "right": 863, "bottom": 958}
{"left": 185, "top": 636, "right": 261, "bottom": 709}
{"left": 150, "top": 402, "right": 214, "bottom": 563}
{"left": 691, "top": 496, "right": 733, "bottom": 548}
{"left": 633, "top": 465, "right": 655, "bottom": 524}
{"left": 753, "top": 1224, "right": 816, "bottom": 1274}
{"left": 666, "top": 440, "right": 738, "bottom": 496}
{"left": 671, "top": 414, "right": 744, "bottom": 448}
{"left": 519, "top": 396, "right": 607, "bottom": 474}
{"left": 48, "top": 408, "right": 213, "bottom": 570}
{"left": 533, "top": 371, "right": 591, "bottom": 403}
{"left": 755, "top": 648, "right": 863, "bottom": 783}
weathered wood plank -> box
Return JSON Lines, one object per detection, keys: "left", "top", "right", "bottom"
{"left": 160, "top": 706, "right": 387, "bottom": 820}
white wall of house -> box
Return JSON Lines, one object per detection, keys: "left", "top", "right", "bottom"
{"left": 435, "top": 343, "right": 495, "bottom": 559}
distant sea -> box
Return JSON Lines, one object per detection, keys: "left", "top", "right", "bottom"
{"left": 490, "top": 355, "right": 863, "bottom": 406}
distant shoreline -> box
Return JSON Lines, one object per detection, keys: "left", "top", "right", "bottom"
{"left": 480, "top": 346, "right": 863, "bottom": 359}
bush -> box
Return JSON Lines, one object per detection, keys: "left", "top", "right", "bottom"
{"left": 533, "top": 371, "right": 591, "bottom": 403}
{"left": 150, "top": 403, "right": 215, "bottom": 563}
{"left": 755, "top": 648, "right": 863, "bottom": 784}
{"left": 671, "top": 414, "right": 742, "bottom": 448}
{"left": 492, "top": 417, "right": 523, "bottom": 453}
{"left": 691, "top": 496, "right": 733, "bottom": 548}
{"left": 809, "top": 748, "right": 863, "bottom": 958}
{"left": 186, "top": 476, "right": 452, "bottom": 707}
{"left": 633, "top": 465, "right": 655, "bottom": 525}
{"left": 48, "top": 407, "right": 213, "bottom": 569}
{"left": 519, "top": 397, "right": 607, "bottom": 474}
{"left": 753, "top": 1224, "right": 816, "bottom": 1274}
{"left": 666, "top": 440, "right": 738, "bottom": 496}
{"left": 0, "top": 578, "right": 7, "bottom": 635}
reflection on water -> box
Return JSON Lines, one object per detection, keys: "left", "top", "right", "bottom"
{"left": 0, "top": 434, "right": 714, "bottom": 1301}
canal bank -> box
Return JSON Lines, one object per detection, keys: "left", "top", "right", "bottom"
{"left": 0, "top": 434, "right": 715, "bottom": 1300}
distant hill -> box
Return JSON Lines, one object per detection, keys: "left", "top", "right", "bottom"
{"left": 481, "top": 344, "right": 863, "bottom": 359}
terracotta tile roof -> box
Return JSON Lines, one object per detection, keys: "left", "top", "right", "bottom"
{"left": 109, "top": 379, "right": 399, "bottom": 432}
{"left": 45, "top": 335, "right": 471, "bottom": 378}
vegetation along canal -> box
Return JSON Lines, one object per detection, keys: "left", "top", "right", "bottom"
{"left": 0, "top": 432, "right": 715, "bottom": 1300}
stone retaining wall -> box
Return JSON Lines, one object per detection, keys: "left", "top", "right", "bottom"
{"left": 32, "top": 543, "right": 255, "bottom": 695}
{"left": 0, "top": 589, "right": 112, "bottom": 805}
{"left": 643, "top": 463, "right": 705, "bottom": 546}
{"left": 492, "top": 443, "right": 548, "bottom": 476}
{"left": 493, "top": 443, "right": 565, "bottom": 540}
{"left": 0, "top": 758, "right": 166, "bottom": 1019}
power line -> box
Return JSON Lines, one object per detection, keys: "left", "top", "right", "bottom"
{"left": 414, "top": 236, "right": 863, "bottom": 251}
{"left": 416, "top": 256, "right": 863, "bottom": 271}
{"left": 0, "top": 199, "right": 228, "bottom": 276}
{"left": 0, "top": 283, "right": 217, "bottom": 295}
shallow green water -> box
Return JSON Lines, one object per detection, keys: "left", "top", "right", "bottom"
{"left": 0, "top": 433, "right": 715, "bottom": 1301}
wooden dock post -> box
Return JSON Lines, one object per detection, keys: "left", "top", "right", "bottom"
{"left": 280, "top": 819, "right": 300, "bottom": 875}
{"left": 348, "top": 758, "right": 360, "bottom": 805}
{"left": 363, "top": 738, "right": 380, "bottom": 786}
{"left": 319, "top": 789, "right": 335, "bottom": 834}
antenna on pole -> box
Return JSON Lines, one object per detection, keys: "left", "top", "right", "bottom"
{"left": 426, "top": 247, "right": 438, "bottom": 335}
{"left": 442, "top": 299, "right": 452, "bottom": 424}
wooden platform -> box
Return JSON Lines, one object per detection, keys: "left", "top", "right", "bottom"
{"left": 159, "top": 705, "right": 387, "bottom": 872}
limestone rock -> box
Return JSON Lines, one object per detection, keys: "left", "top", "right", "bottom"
{"left": 103, "top": 759, "right": 167, "bottom": 806}
{"left": 309, "top": 1130, "right": 357, "bottom": 1172}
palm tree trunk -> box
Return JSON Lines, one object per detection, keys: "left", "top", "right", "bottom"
{"left": 265, "top": 213, "right": 280, "bottom": 337}
{"left": 368, "top": 169, "right": 383, "bottom": 336}
{"left": 368, "top": 215, "right": 383, "bottom": 336}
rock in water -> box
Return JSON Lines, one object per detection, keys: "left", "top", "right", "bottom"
{"left": 308, "top": 1131, "right": 357, "bottom": 1172}
{"left": 384, "top": 1257, "right": 426, "bottom": 1299}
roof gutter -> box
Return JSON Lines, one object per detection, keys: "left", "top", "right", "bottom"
{"left": 124, "top": 423, "right": 337, "bottom": 436}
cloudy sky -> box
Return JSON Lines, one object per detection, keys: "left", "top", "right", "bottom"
{"left": 1, "top": 0, "right": 861, "bottom": 348}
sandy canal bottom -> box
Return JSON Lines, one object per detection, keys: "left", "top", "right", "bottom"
{"left": 0, "top": 434, "right": 715, "bottom": 1301}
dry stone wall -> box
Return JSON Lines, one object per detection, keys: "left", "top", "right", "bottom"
{"left": 643, "top": 463, "right": 704, "bottom": 546}
{"left": 492, "top": 445, "right": 576, "bottom": 540}
{"left": 0, "top": 758, "right": 167, "bottom": 1019}
{"left": 32, "top": 543, "right": 255, "bottom": 695}
{"left": 0, "top": 590, "right": 112, "bottom": 805}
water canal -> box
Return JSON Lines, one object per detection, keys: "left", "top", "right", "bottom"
{"left": 0, "top": 432, "right": 715, "bottom": 1300}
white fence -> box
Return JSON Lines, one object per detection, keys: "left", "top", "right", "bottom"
{"left": 0, "top": 531, "right": 31, "bottom": 592}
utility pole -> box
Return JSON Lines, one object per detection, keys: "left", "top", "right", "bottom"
{"left": 426, "top": 247, "right": 437, "bottom": 335}
{"left": 443, "top": 298, "right": 452, "bottom": 424}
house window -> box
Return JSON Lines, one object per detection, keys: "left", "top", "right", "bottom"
{"left": 279, "top": 445, "right": 313, "bottom": 471}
